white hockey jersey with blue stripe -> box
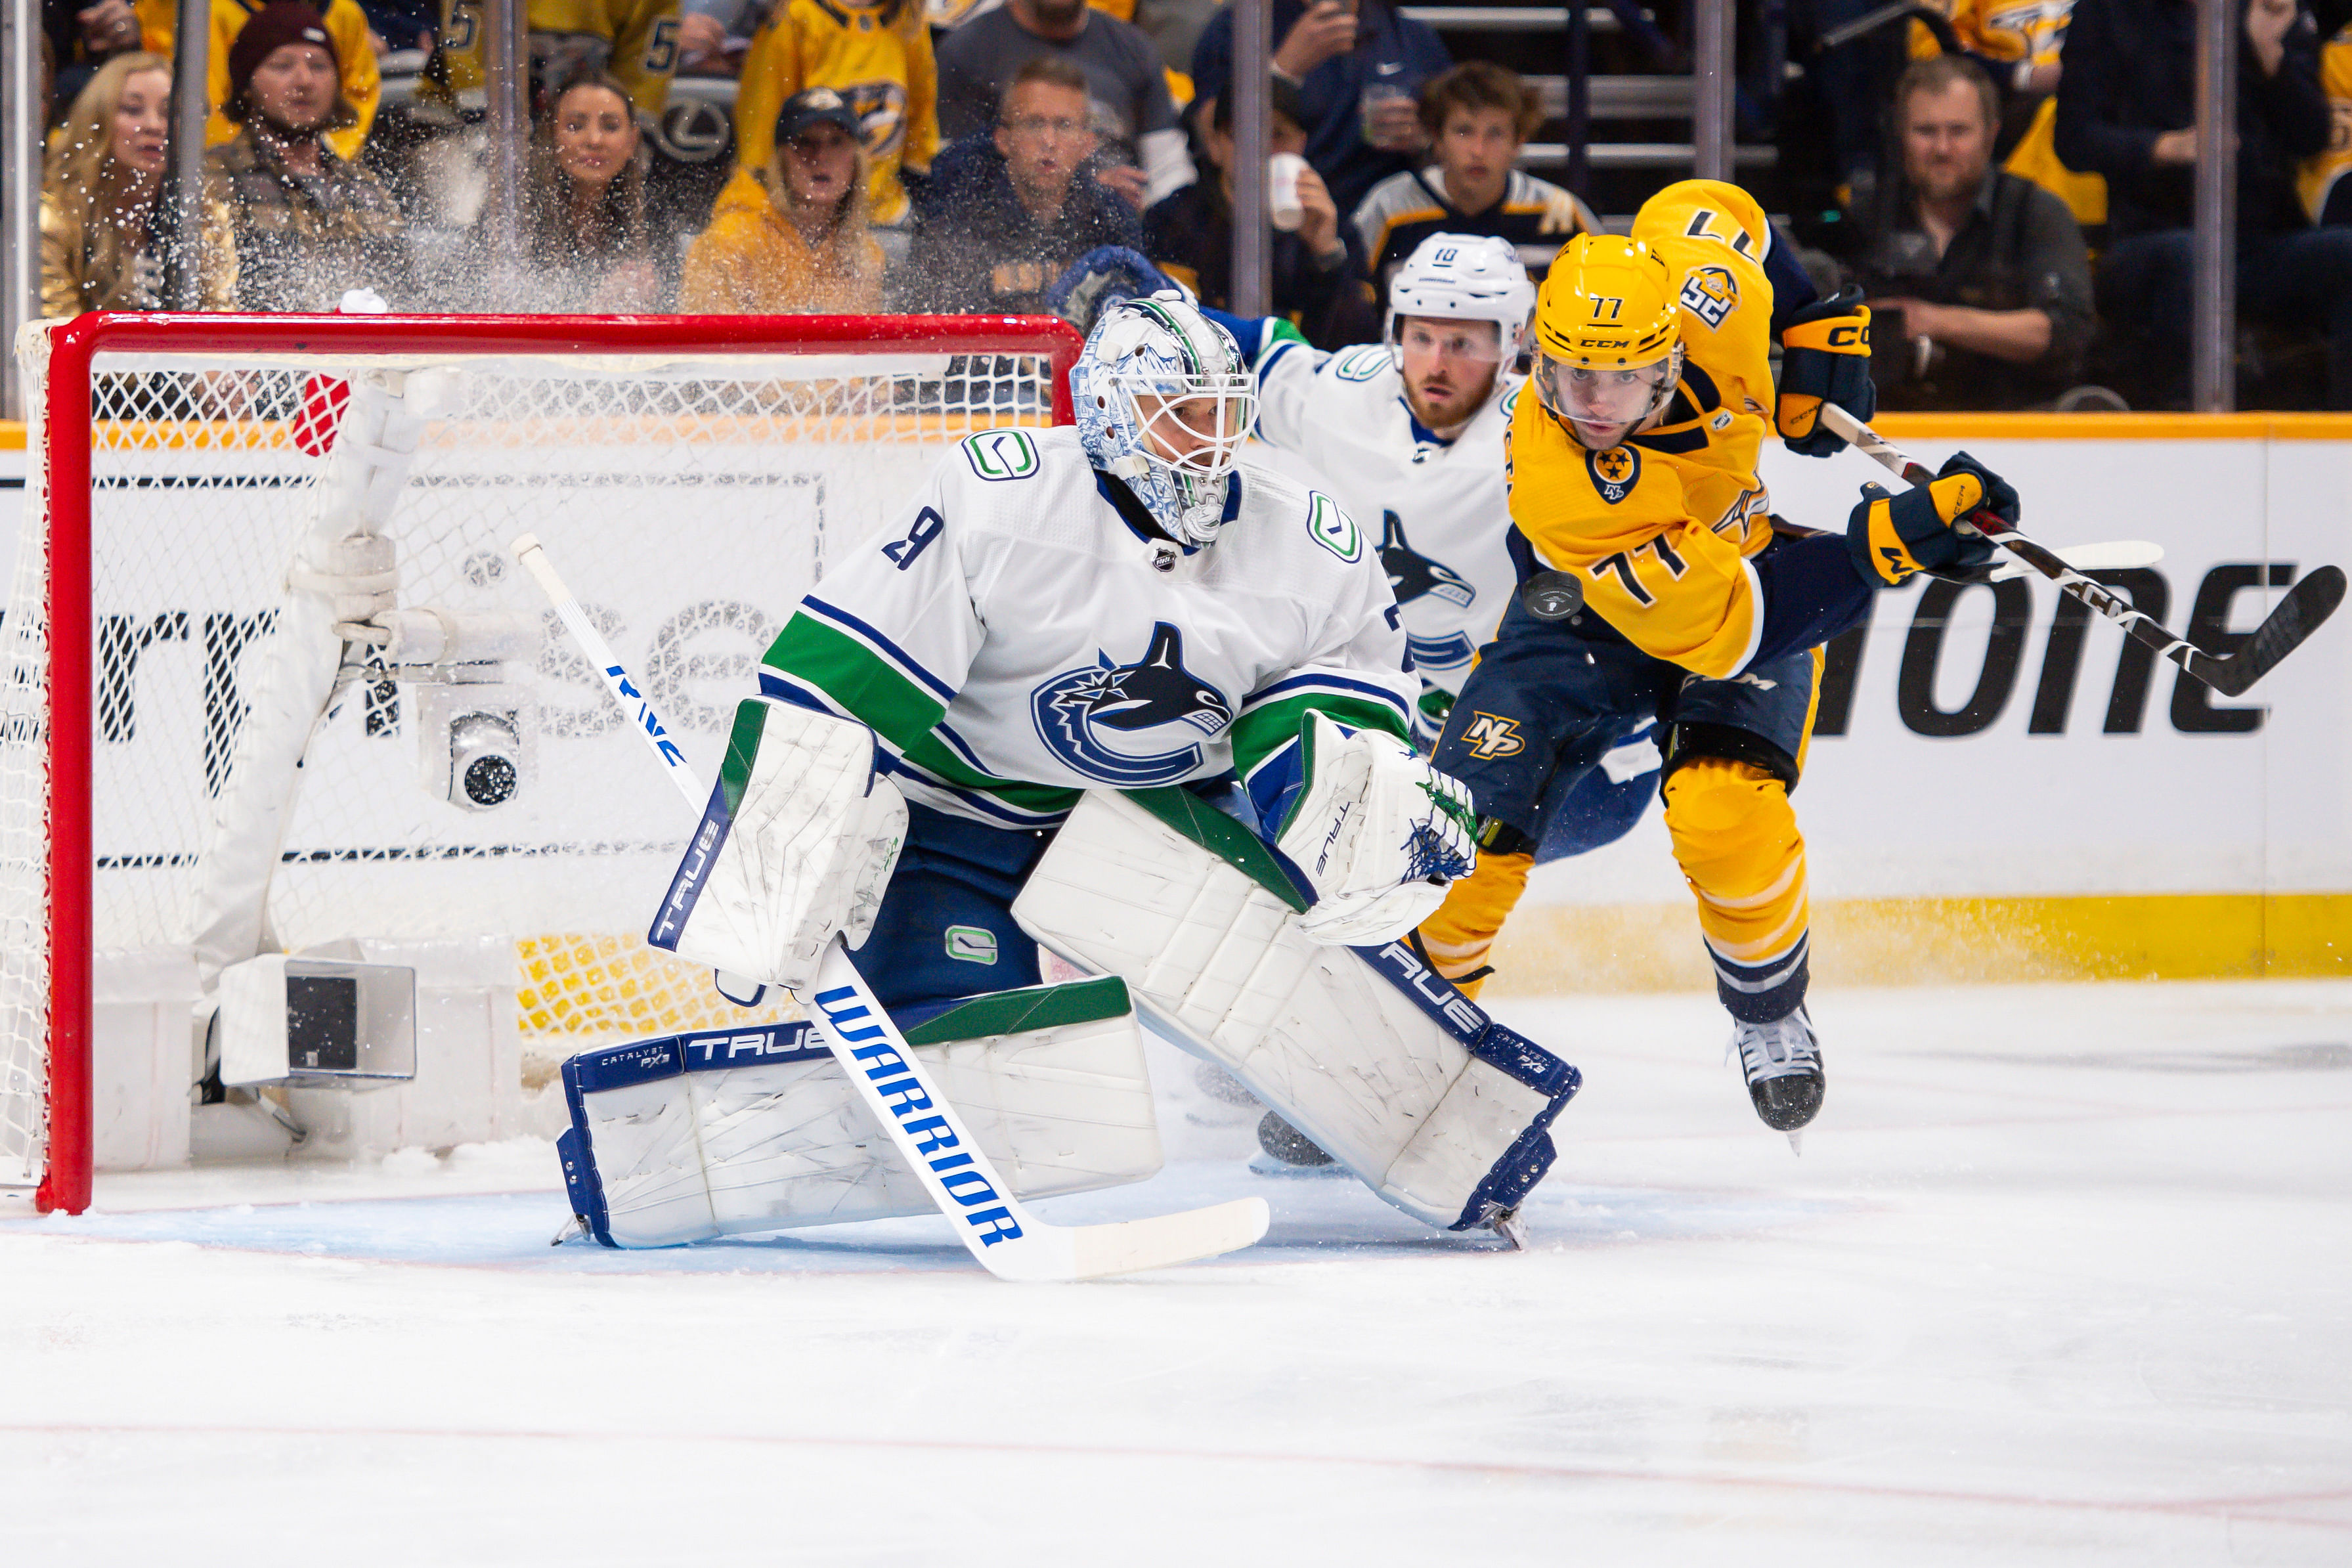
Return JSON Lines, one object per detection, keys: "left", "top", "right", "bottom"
{"left": 1252, "top": 339, "right": 1525, "bottom": 741}
{"left": 758, "top": 425, "right": 1418, "bottom": 830}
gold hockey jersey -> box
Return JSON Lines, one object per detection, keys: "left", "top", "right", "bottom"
{"left": 2299, "top": 24, "right": 2352, "bottom": 224}
{"left": 734, "top": 0, "right": 938, "bottom": 227}
{"left": 1506, "top": 181, "right": 1781, "bottom": 680}
{"left": 1910, "top": 0, "right": 2072, "bottom": 75}
{"left": 436, "top": 0, "right": 682, "bottom": 116}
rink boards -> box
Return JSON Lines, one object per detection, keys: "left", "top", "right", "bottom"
{"left": 3, "top": 414, "right": 2346, "bottom": 988}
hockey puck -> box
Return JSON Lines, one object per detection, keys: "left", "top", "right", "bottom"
{"left": 1256, "top": 1110, "right": 1334, "bottom": 1167}
{"left": 1519, "top": 571, "right": 1586, "bottom": 621}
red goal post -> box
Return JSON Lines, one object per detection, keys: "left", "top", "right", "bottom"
{"left": 7, "top": 312, "right": 1083, "bottom": 1215}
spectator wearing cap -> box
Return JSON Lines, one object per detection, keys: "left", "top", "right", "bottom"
{"left": 135, "top": 0, "right": 382, "bottom": 163}
{"left": 202, "top": 1, "right": 410, "bottom": 309}
{"left": 902, "top": 55, "right": 1143, "bottom": 311}
{"left": 1190, "top": 0, "right": 1450, "bottom": 217}
{"left": 682, "top": 87, "right": 886, "bottom": 311}
{"left": 1350, "top": 62, "right": 1598, "bottom": 311}
{"left": 933, "top": 0, "right": 1193, "bottom": 210}
{"left": 731, "top": 0, "right": 938, "bottom": 253}
{"left": 516, "top": 66, "right": 664, "bottom": 310}
{"left": 1143, "top": 79, "right": 1378, "bottom": 350}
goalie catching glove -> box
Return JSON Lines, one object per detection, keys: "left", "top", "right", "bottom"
{"left": 647, "top": 697, "right": 907, "bottom": 993}
{"left": 1845, "top": 450, "right": 2014, "bottom": 586}
{"left": 1775, "top": 288, "right": 1875, "bottom": 458}
{"left": 1269, "top": 710, "right": 1478, "bottom": 946}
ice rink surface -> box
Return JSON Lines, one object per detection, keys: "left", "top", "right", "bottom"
{"left": 5, "top": 979, "right": 2350, "bottom": 1566}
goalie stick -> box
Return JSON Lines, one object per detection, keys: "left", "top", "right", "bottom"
{"left": 1819, "top": 402, "right": 2345, "bottom": 698}
{"left": 509, "top": 533, "right": 1271, "bottom": 1282}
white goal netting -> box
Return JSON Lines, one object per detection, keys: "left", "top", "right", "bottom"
{"left": 2, "top": 317, "right": 1068, "bottom": 1198}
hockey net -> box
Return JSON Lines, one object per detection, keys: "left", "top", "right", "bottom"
{"left": 3, "top": 313, "right": 1079, "bottom": 1211}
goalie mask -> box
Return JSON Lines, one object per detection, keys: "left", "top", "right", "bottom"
{"left": 1072, "top": 294, "right": 1257, "bottom": 547}
{"left": 1531, "top": 234, "right": 1686, "bottom": 446}
{"left": 1383, "top": 232, "right": 1536, "bottom": 376}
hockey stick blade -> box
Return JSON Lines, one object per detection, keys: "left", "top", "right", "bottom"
{"left": 2200, "top": 563, "right": 2345, "bottom": 698}
{"left": 1818, "top": 405, "right": 2345, "bottom": 697}
{"left": 508, "top": 533, "right": 1270, "bottom": 1281}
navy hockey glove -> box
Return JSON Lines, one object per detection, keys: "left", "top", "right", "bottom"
{"left": 1045, "top": 248, "right": 1190, "bottom": 332}
{"left": 1776, "top": 287, "right": 1875, "bottom": 458}
{"left": 1844, "top": 451, "right": 2014, "bottom": 586}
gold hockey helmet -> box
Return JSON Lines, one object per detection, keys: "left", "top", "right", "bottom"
{"left": 1531, "top": 234, "right": 1685, "bottom": 440}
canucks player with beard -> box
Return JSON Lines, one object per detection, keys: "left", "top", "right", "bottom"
{"left": 674, "top": 292, "right": 1477, "bottom": 1013}
{"left": 1201, "top": 232, "right": 1661, "bottom": 862}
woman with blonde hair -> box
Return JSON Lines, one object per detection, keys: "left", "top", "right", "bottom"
{"left": 42, "top": 50, "right": 236, "bottom": 315}
{"left": 517, "top": 67, "right": 663, "bottom": 311}
{"left": 682, "top": 87, "right": 885, "bottom": 313}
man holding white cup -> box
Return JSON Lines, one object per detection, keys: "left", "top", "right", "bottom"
{"left": 1188, "top": 0, "right": 1451, "bottom": 215}
{"left": 1143, "top": 79, "right": 1380, "bottom": 348}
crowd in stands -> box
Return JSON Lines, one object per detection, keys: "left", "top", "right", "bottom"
{"left": 1803, "top": 0, "right": 2352, "bottom": 409}
{"left": 30, "top": 0, "right": 2352, "bottom": 409}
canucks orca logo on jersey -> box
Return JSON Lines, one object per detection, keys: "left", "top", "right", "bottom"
{"left": 1378, "top": 512, "right": 1479, "bottom": 670}
{"left": 1380, "top": 512, "right": 1474, "bottom": 609}
{"left": 1030, "top": 622, "right": 1234, "bottom": 785}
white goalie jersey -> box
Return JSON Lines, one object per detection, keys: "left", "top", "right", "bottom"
{"left": 758, "top": 426, "right": 1420, "bottom": 829}
{"left": 1250, "top": 339, "right": 1525, "bottom": 742}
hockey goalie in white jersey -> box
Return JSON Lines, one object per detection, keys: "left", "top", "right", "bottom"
{"left": 554, "top": 295, "right": 1581, "bottom": 1250}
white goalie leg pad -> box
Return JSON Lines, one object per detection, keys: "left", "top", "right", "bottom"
{"left": 647, "top": 697, "right": 907, "bottom": 991}
{"left": 557, "top": 977, "right": 1162, "bottom": 1247}
{"left": 1013, "top": 791, "right": 1579, "bottom": 1230}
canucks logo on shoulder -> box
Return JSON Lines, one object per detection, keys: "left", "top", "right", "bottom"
{"left": 1031, "top": 622, "right": 1234, "bottom": 785}
{"left": 1379, "top": 511, "right": 1478, "bottom": 670}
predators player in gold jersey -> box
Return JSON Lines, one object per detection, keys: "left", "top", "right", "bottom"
{"left": 1418, "top": 180, "right": 2017, "bottom": 1139}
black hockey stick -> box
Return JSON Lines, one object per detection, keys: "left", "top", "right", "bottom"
{"left": 1820, "top": 403, "right": 2345, "bottom": 697}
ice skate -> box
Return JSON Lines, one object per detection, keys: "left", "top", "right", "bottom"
{"left": 1731, "top": 1006, "right": 1825, "bottom": 1134}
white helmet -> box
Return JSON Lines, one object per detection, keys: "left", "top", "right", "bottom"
{"left": 1383, "top": 232, "right": 1538, "bottom": 368}
{"left": 1071, "top": 294, "right": 1258, "bottom": 548}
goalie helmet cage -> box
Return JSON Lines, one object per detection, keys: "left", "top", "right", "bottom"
{"left": 5, "top": 312, "right": 1082, "bottom": 1215}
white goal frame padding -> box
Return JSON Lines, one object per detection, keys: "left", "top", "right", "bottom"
{"left": 4, "top": 312, "right": 1082, "bottom": 1214}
